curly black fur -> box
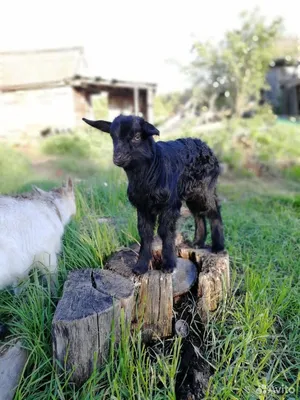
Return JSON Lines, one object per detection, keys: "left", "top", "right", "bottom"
{"left": 82, "top": 115, "right": 224, "bottom": 275}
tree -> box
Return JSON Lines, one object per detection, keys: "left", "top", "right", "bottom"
{"left": 187, "top": 8, "right": 283, "bottom": 116}
{"left": 153, "top": 90, "right": 192, "bottom": 125}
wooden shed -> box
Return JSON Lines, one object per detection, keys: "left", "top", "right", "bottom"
{"left": 0, "top": 47, "right": 157, "bottom": 137}
{"left": 265, "top": 57, "right": 300, "bottom": 116}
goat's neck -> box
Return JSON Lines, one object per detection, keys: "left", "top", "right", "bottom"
{"left": 125, "top": 141, "right": 157, "bottom": 182}
{"left": 125, "top": 158, "right": 153, "bottom": 182}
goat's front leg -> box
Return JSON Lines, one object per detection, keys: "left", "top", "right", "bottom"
{"left": 208, "top": 203, "right": 225, "bottom": 253}
{"left": 158, "top": 207, "right": 180, "bottom": 273}
{"left": 133, "top": 210, "right": 156, "bottom": 275}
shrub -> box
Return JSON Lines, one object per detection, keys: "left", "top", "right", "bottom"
{"left": 0, "top": 145, "right": 32, "bottom": 193}
{"left": 42, "top": 134, "right": 91, "bottom": 158}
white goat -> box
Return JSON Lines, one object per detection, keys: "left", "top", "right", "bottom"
{"left": 0, "top": 178, "right": 76, "bottom": 293}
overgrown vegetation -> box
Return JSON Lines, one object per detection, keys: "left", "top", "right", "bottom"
{"left": 167, "top": 114, "right": 300, "bottom": 178}
{"left": 41, "top": 134, "right": 92, "bottom": 158}
{"left": 0, "top": 145, "right": 32, "bottom": 194}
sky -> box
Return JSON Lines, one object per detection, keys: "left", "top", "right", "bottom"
{"left": 1, "top": 0, "right": 300, "bottom": 93}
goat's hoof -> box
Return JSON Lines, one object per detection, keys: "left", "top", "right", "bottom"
{"left": 211, "top": 245, "right": 225, "bottom": 254}
{"left": 162, "top": 267, "right": 175, "bottom": 274}
{"left": 162, "top": 261, "right": 176, "bottom": 274}
{"left": 133, "top": 262, "right": 149, "bottom": 275}
{"left": 193, "top": 241, "right": 206, "bottom": 249}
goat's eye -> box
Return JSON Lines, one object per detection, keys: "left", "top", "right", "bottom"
{"left": 133, "top": 132, "right": 142, "bottom": 142}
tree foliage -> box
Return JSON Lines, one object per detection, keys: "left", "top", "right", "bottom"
{"left": 154, "top": 90, "right": 192, "bottom": 125}
{"left": 187, "top": 8, "right": 284, "bottom": 115}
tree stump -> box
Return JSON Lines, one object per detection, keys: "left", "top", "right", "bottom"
{"left": 52, "top": 269, "right": 134, "bottom": 386}
{"left": 177, "top": 246, "right": 230, "bottom": 322}
{"left": 197, "top": 251, "right": 230, "bottom": 322}
{"left": 105, "top": 234, "right": 183, "bottom": 278}
{"left": 134, "top": 270, "right": 173, "bottom": 343}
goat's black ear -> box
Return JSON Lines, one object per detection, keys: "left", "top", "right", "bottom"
{"left": 143, "top": 121, "right": 160, "bottom": 136}
{"left": 82, "top": 118, "right": 111, "bottom": 133}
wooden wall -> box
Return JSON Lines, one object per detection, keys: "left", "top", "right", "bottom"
{"left": 0, "top": 86, "right": 75, "bottom": 137}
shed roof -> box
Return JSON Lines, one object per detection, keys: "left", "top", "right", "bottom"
{"left": 0, "top": 47, "right": 86, "bottom": 90}
{"left": 0, "top": 46, "right": 157, "bottom": 92}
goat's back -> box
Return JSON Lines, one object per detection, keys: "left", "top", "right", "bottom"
{"left": 156, "top": 137, "right": 219, "bottom": 180}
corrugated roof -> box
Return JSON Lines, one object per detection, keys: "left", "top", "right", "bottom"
{"left": 0, "top": 46, "right": 86, "bottom": 90}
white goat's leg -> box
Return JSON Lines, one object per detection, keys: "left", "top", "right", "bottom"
{"left": 47, "top": 253, "right": 59, "bottom": 297}
{"left": 12, "top": 279, "right": 22, "bottom": 296}
{"left": 36, "top": 252, "right": 58, "bottom": 297}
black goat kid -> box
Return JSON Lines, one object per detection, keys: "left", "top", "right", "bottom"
{"left": 82, "top": 115, "right": 224, "bottom": 275}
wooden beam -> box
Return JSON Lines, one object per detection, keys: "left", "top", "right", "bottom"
{"left": 70, "top": 78, "right": 156, "bottom": 92}
{"left": 146, "top": 87, "right": 154, "bottom": 123}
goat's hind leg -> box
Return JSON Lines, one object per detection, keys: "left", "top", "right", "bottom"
{"left": 186, "top": 200, "right": 207, "bottom": 248}
{"left": 207, "top": 199, "right": 224, "bottom": 253}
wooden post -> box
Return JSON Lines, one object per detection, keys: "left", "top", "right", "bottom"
{"left": 52, "top": 269, "right": 135, "bottom": 386}
{"left": 146, "top": 87, "right": 154, "bottom": 123}
{"left": 133, "top": 86, "right": 139, "bottom": 115}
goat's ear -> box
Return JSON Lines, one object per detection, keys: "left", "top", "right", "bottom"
{"left": 82, "top": 118, "right": 111, "bottom": 133}
{"left": 32, "top": 185, "right": 46, "bottom": 195}
{"left": 143, "top": 121, "right": 160, "bottom": 137}
{"left": 62, "top": 177, "right": 74, "bottom": 193}
{"left": 67, "top": 177, "right": 74, "bottom": 192}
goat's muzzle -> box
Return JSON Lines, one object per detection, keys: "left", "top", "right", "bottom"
{"left": 113, "top": 154, "right": 130, "bottom": 167}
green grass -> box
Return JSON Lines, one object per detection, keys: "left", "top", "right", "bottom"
{"left": 0, "top": 120, "right": 300, "bottom": 398}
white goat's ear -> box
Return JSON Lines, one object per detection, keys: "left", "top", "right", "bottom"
{"left": 82, "top": 118, "right": 111, "bottom": 133}
{"left": 66, "top": 177, "right": 74, "bottom": 192}
{"left": 32, "top": 186, "right": 45, "bottom": 195}
{"left": 143, "top": 121, "right": 160, "bottom": 137}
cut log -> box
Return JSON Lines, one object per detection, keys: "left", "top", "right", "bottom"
{"left": 177, "top": 246, "right": 211, "bottom": 268}
{"left": 197, "top": 251, "right": 230, "bottom": 322}
{"left": 105, "top": 233, "right": 184, "bottom": 281}
{"left": 172, "top": 258, "right": 198, "bottom": 298}
{"left": 134, "top": 270, "right": 173, "bottom": 343}
{"left": 52, "top": 269, "right": 135, "bottom": 386}
{"left": 105, "top": 247, "right": 139, "bottom": 281}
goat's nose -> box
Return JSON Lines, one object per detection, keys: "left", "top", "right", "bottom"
{"left": 113, "top": 154, "right": 124, "bottom": 165}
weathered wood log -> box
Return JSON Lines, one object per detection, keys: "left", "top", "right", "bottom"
{"left": 0, "top": 340, "right": 28, "bottom": 400}
{"left": 134, "top": 270, "right": 173, "bottom": 343}
{"left": 172, "top": 258, "right": 198, "bottom": 298}
{"left": 52, "top": 269, "right": 134, "bottom": 386}
{"left": 197, "top": 251, "right": 230, "bottom": 322}
{"left": 177, "top": 246, "right": 211, "bottom": 268}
